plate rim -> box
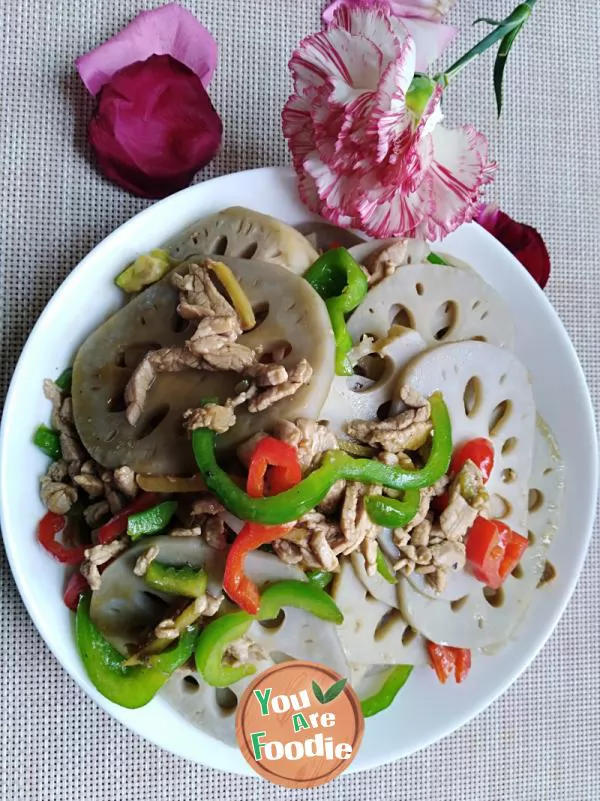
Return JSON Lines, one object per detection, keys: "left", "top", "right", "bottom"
{"left": 1, "top": 165, "right": 597, "bottom": 775}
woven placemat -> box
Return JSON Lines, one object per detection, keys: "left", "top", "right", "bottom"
{"left": 1, "top": 2, "right": 599, "bottom": 799}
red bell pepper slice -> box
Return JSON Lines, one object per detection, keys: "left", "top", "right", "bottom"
{"left": 466, "top": 517, "right": 528, "bottom": 589}
{"left": 224, "top": 437, "right": 302, "bottom": 614}
{"left": 427, "top": 641, "right": 472, "bottom": 684}
{"left": 37, "top": 512, "right": 86, "bottom": 565}
{"left": 97, "top": 492, "right": 159, "bottom": 544}
{"left": 450, "top": 437, "right": 495, "bottom": 482}
{"left": 246, "top": 437, "right": 302, "bottom": 498}
{"left": 63, "top": 571, "right": 90, "bottom": 611}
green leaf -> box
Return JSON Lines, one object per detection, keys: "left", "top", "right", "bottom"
{"left": 493, "top": 23, "right": 523, "bottom": 116}
{"left": 323, "top": 677, "right": 348, "bottom": 703}
{"left": 312, "top": 680, "right": 326, "bottom": 704}
{"left": 473, "top": 17, "right": 504, "bottom": 26}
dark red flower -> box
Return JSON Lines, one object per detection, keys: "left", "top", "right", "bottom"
{"left": 88, "top": 54, "right": 222, "bottom": 198}
{"left": 476, "top": 204, "right": 551, "bottom": 288}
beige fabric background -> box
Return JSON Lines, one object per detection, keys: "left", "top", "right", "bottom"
{"left": 1, "top": 1, "right": 599, "bottom": 799}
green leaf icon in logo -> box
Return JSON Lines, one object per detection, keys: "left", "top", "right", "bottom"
{"left": 312, "top": 677, "right": 347, "bottom": 705}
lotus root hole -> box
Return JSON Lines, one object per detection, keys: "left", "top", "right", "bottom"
{"left": 270, "top": 651, "right": 296, "bottom": 665}
{"left": 501, "top": 468, "right": 517, "bottom": 484}
{"left": 258, "top": 609, "right": 285, "bottom": 630}
{"left": 352, "top": 352, "right": 387, "bottom": 392}
{"left": 450, "top": 595, "right": 469, "bottom": 612}
{"left": 171, "top": 309, "right": 192, "bottom": 334}
{"left": 401, "top": 626, "right": 418, "bottom": 646}
{"left": 528, "top": 530, "right": 536, "bottom": 545}
{"left": 251, "top": 302, "right": 270, "bottom": 329}
{"left": 501, "top": 437, "right": 517, "bottom": 455}
{"left": 463, "top": 376, "right": 483, "bottom": 418}
{"left": 489, "top": 399, "right": 513, "bottom": 436}
{"left": 512, "top": 563, "right": 524, "bottom": 579}
{"left": 211, "top": 235, "right": 228, "bottom": 256}
{"left": 259, "top": 340, "right": 292, "bottom": 364}
{"left": 374, "top": 608, "right": 404, "bottom": 641}
{"left": 182, "top": 675, "right": 200, "bottom": 694}
{"left": 377, "top": 400, "right": 392, "bottom": 420}
{"left": 135, "top": 405, "right": 171, "bottom": 440}
{"left": 215, "top": 687, "right": 238, "bottom": 713}
{"left": 483, "top": 586, "right": 505, "bottom": 608}
{"left": 117, "top": 343, "right": 163, "bottom": 367}
{"left": 416, "top": 282, "right": 424, "bottom": 296}
{"left": 528, "top": 488, "right": 544, "bottom": 513}
{"left": 389, "top": 304, "right": 415, "bottom": 329}
{"left": 471, "top": 335, "right": 487, "bottom": 342}
{"left": 107, "top": 394, "right": 127, "bottom": 413}
{"left": 238, "top": 242, "right": 258, "bottom": 259}
{"left": 489, "top": 493, "right": 512, "bottom": 520}
{"left": 432, "top": 300, "right": 457, "bottom": 341}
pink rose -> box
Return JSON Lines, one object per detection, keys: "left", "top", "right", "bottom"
{"left": 88, "top": 55, "right": 222, "bottom": 199}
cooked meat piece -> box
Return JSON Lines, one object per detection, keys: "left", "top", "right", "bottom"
{"left": 40, "top": 477, "right": 77, "bottom": 515}
{"left": 317, "top": 478, "right": 346, "bottom": 515}
{"left": 229, "top": 382, "right": 258, "bottom": 408}
{"left": 204, "top": 515, "right": 227, "bottom": 550}
{"left": 133, "top": 545, "right": 159, "bottom": 576}
{"left": 223, "top": 636, "right": 267, "bottom": 667}
{"left": 81, "top": 538, "right": 128, "bottom": 591}
{"left": 454, "top": 458, "right": 488, "bottom": 510}
{"left": 276, "top": 511, "right": 344, "bottom": 571}
{"left": 60, "top": 397, "right": 74, "bottom": 426}
{"left": 43, "top": 379, "right": 66, "bottom": 433}
{"left": 430, "top": 540, "right": 466, "bottom": 571}
{"left": 113, "top": 466, "right": 138, "bottom": 498}
{"left": 190, "top": 494, "right": 225, "bottom": 517}
{"left": 345, "top": 406, "right": 431, "bottom": 453}
{"left": 248, "top": 359, "right": 313, "bottom": 413}
{"left": 154, "top": 619, "right": 179, "bottom": 640}
{"left": 169, "top": 526, "right": 202, "bottom": 538}
{"left": 439, "top": 462, "right": 485, "bottom": 541}
{"left": 247, "top": 363, "right": 288, "bottom": 387}
{"left": 439, "top": 493, "right": 478, "bottom": 542}
{"left": 237, "top": 432, "right": 268, "bottom": 466}
{"left": 105, "top": 487, "right": 125, "bottom": 515}
{"left": 398, "top": 384, "right": 429, "bottom": 410}
{"left": 202, "top": 593, "right": 224, "bottom": 617}
{"left": 188, "top": 314, "right": 241, "bottom": 345}
{"left": 171, "top": 261, "right": 236, "bottom": 320}
{"left": 410, "top": 518, "right": 432, "bottom": 547}
{"left": 46, "top": 459, "right": 68, "bottom": 482}
{"left": 183, "top": 403, "right": 236, "bottom": 434}
{"left": 84, "top": 500, "right": 110, "bottom": 527}
{"left": 124, "top": 347, "right": 207, "bottom": 426}
{"left": 361, "top": 534, "right": 379, "bottom": 576}
{"left": 340, "top": 482, "right": 382, "bottom": 556}
{"left": 80, "top": 460, "right": 96, "bottom": 475}
{"left": 273, "top": 417, "right": 337, "bottom": 471}
{"left": 364, "top": 239, "right": 408, "bottom": 286}
{"left": 197, "top": 342, "right": 257, "bottom": 372}
{"left": 72, "top": 473, "right": 105, "bottom": 497}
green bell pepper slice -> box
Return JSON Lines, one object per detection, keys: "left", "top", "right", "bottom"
{"left": 33, "top": 424, "right": 61, "bottom": 460}
{"left": 195, "top": 610, "right": 255, "bottom": 687}
{"left": 116, "top": 249, "right": 172, "bottom": 293}
{"left": 55, "top": 367, "right": 73, "bottom": 392}
{"left": 304, "top": 248, "right": 368, "bottom": 376}
{"left": 127, "top": 501, "right": 177, "bottom": 541}
{"left": 360, "top": 665, "right": 413, "bottom": 718}
{"left": 365, "top": 490, "right": 421, "bottom": 528}
{"left": 195, "top": 580, "right": 345, "bottom": 687}
{"left": 258, "top": 580, "right": 343, "bottom": 624}
{"left": 192, "top": 392, "right": 451, "bottom": 525}
{"left": 376, "top": 547, "right": 397, "bottom": 584}
{"left": 426, "top": 252, "right": 450, "bottom": 266}
{"left": 75, "top": 594, "right": 198, "bottom": 709}
{"left": 306, "top": 570, "right": 334, "bottom": 590}
{"left": 144, "top": 561, "right": 207, "bottom": 599}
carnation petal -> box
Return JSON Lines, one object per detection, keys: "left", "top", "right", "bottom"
{"left": 401, "top": 17, "right": 457, "bottom": 69}
{"left": 76, "top": 3, "right": 217, "bottom": 95}
{"left": 323, "top": 0, "right": 458, "bottom": 25}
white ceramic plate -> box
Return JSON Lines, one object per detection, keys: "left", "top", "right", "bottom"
{"left": 1, "top": 167, "right": 597, "bottom": 775}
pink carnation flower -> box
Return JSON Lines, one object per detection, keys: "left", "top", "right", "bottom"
{"left": 283, "top": 5, "right": 495, "bottom": 240}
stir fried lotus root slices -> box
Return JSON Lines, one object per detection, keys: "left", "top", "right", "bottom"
{"left": 71, "top": 257, "right": 335, "bottom": 474}
{"left": 332, "top": 558, "right": 428, "bottom": 668}
{"left": 320, "top": 325, "right": 426, "bottom": 439}
{"left": 169, "top": 207, "right": 319, "bottom": 274}
{"left": 346, "top": 262, "right": 515, "bottom": 349}
{"left": 394, "top": 342, "right": 564, "bottom": 649}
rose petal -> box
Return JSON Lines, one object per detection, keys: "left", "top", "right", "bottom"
{"left": 76, "top": 3, "right": 217, "bottom": 95}
{"left": 476, "top": 204, "right": 551, "bottom": 288}
{"left": 88, "top": 55, "right": 222, "bottom": 198}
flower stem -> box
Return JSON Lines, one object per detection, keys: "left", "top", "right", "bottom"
{"left": 436, "top": 1, "right": 537, "bottom": 87}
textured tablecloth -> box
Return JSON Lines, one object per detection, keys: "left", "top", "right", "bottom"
{"left": 1, "top": 1, "right": 599, "bottom": 799}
